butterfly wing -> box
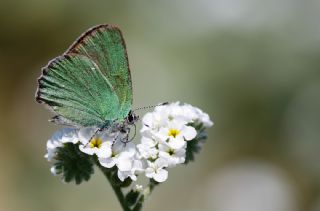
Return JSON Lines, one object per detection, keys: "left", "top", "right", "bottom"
{"left": 36, "top": 25, "right": 132, "bottom": 127}
{"left": 67, "top": 25, "right": 132, "bottom": 120}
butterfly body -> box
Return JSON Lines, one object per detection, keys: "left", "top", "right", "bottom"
{"left": 36, "top": 24, "right": 135, "bottom": 131}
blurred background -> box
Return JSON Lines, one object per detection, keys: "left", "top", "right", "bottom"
{"left": 0, "top": 0, "right": 320, "bottom": 210}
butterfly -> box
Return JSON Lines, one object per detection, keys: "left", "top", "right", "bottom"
{"left": 36, "top": 24, "right": 139, "bottom": 139}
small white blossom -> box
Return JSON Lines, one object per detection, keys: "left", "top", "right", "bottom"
{"left": 137, "top": 137, "right": 159, "bottom": 160}
{"left": 98, "top": 141, "right": 135, "bottom": 170}
{"left": 78, "top": 127, "right": 113, "bottom": 158}
{"left": 117, "top": 158, "right": 144, "bottom": 181}
{"left": 134, "top": 184, "right": 144, "bottom": 192}
{"left": 157, "top": 120, "right": 197, "bottom": 149}
{"left": 45, "top": 128, "right": 79, "bottom": 161}
{"left": 145, "top": 158, "right": 168, "bottom": 182}
{"left": 183, "top": 104, "right": 213, "bottom": 127}
{"left": 155, "top": 102, "right": 194, "bottom": 124}
{"left": 99, "top": 141, "right": 143, "bottom": 181}
{"left": 158, "top": 144, "right": 186, "bottom": 167}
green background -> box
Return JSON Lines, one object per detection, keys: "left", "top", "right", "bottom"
{"left": 0, "top": 1, "right": 319, "bottom": 211}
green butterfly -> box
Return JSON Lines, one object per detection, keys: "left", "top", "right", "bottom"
{"left": 36, "top": 24, "right": 138, "bottom": 134}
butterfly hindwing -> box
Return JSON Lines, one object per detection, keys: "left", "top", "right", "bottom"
{"left": 37, "top": 54, "right": 120, "bottom": 127}
{"left": 36, "top": 25, "right": 132, "bottom": 127}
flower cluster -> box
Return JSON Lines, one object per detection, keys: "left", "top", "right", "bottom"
{"left": 45, "top": 102, "right": 213, "bottom": 184}
{"left": 138, "top": 102, "right": 213, "bottom": 182}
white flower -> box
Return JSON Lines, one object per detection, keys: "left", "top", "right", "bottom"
{"left": 134, "top": 184, "right": 144, "bottom": 192}
{"left": 117, "top": 158, "right": 144, "bottom": 181}
{"left": 137, "top": 102, "right": 212, "bottom": 182}
{"left": 45, "top": 128, "right": 79, "bottom": 161}
{"left": 145, "top": 158, "right": 168, "bottom": 182}
{"left": 157, "top": 120, "right": 197, "bottom": 149}
{"left": 155, "top": 102, "right": 194, "bottom": 124}
{"left": 99, "top": 141, "right": 143, "bottom": 181}
{"left": 78, "top": 127, "right": 113, "bottom": 158}
{"left": 183, "top": 104, "right": 213, "bottom": 127}
{"left": 137, "top": 137, "right": 159, "bottom": 160}
{"left": 158, "top": 144, "right": 186, "bottom": 167}
{"left": 98, "top": 141, "right": 135, "bottom": 170}
{"left": 141, "top": 111, "right": 167, "bottom": 132}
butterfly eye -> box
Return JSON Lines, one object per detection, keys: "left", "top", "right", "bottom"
{"left": 126, "top": 111, "right": 138, "bottom": 124}
{"left": 128, "top": 113, "right": 134, "bottom": 123}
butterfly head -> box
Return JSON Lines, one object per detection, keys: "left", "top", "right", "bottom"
{"left": 126, "top": 110, "right": 139, "bottom": 125}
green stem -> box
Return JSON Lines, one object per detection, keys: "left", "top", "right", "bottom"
{"left": 94, "top": 159, "right": 157, "bottom": 211}
{"left": 96, "top": 162, "right": 131, "bottom": 211}
{"left": 131, "top": 180, "right": 157, "bottom": 211}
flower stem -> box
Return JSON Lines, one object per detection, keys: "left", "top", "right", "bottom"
{"left": 131, "top": 180, "right": 157, "bottom": 211}
{"left": 96, "top": 162, "right": 131, "bottom": 211}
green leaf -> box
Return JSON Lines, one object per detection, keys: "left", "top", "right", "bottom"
{"left": 185, "top": 122, "right": 208, "bottom": 164}
{"left": 110, "top": 170, "right": 132, "bottom": 188}
{"left": 125, "top": 190, "right": 141, "bottom": 207}
{"left": 53, "top": 143, "right": 94, "bottom": 184}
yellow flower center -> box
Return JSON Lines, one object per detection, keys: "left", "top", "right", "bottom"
{"left": 89, "top": 138, "right": 103, "bottom": 148}
{"left": 167, "top": 129, "right": 180, "bottom": 138}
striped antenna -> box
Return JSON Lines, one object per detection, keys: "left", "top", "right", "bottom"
{"left": 133, "top": 102, "right": 169, "bottom": 112}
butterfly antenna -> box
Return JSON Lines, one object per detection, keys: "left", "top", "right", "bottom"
{"left": 133, "top": 102, "right": 169, "bottom": 112}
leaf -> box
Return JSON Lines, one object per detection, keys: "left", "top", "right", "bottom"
{"left": 185, "top": 122, "right": 208, "bottom": 164}
{"left": 53, "top": 143, "right": 94, "bottom": 184}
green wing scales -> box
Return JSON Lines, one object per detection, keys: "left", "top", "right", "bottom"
{"left": 36, "top": 25, "right": 133, "bottom": 127}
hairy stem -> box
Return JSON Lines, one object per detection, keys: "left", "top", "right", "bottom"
{"left": 96, "top": 162, "right": 131, "bottom": 211}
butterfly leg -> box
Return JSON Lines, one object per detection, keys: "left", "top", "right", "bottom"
{"left": 119, "top": 123, "right": 136, "bottom": 144}
{"left": 128, "top": 123, "right": 136, "bottom": 142}
{"left": 119, "top": 126, "right": 130, "bottom": 144}
{"left": 84, "top": 122, "right": 111, "bottom": 147}
{"left": 84, "top": 127, "right": 102, "bottom": 147}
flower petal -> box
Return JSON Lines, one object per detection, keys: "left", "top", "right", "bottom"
{"left": 182, "top": 126, "right": 197, "bottom": 141}
{"left": 96, "top": 142, "right": 112, "bottom": 158}
{"left": 153, "top": 169, "right": 168, "bottom": 182}
{"left": 99, "top": 157, "right": 115, "bottom": 168}
{"left": 78, "top": 127, "right": 96, "bottom": 144}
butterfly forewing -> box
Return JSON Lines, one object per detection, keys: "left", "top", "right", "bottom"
{"left": 36, "top": 25, "right": 132, "bottom": 127}
{"left": 67, "top": 25, "right": 132, "bottom": 120}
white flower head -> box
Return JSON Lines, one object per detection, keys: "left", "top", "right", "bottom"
{"left": 145, "top": 158, "right": 169, "bottom": 182}
{"left": 45, "top": 128, "right": 79, "bottom": 161}
{"left": 138, "top": 102, "right": 213, "bottom": 182}
{"left": 78, "top": 127, "right": 113, "bottom": 158}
